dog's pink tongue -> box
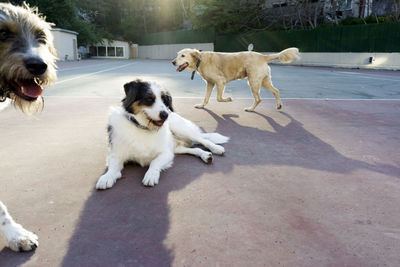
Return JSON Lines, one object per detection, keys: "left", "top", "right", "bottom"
{"left": 155, "top": 120, "right": 164, "bottom": 126}
{"left": 18, "top": 80, "right": 43, "bottom": 98}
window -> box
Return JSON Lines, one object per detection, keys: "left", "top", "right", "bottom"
{"left": 107, "top": 47, "right": 115, "bottom": 56}
{"left": 272, "top": 1, "right": 288, "bottom": 8}
{"left": 89, "top": 46, "right": 97, "bottom": 56}
{"left": 98, "top": 46, "right": 106, "bottom": 56}
{"left": 116, "top": 47, "right": 124, "bottom": 57}
{"left": 91, "top": 45, "right": 125, "bottom": 57}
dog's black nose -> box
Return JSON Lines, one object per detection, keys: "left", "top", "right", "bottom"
{"left": 159, "top": 111, "right": 168, "bottom": 121}
{"left": 24, "top": 57, "right": 47, "bottom": 76}
{"left": 172, "top": 60, "right": 176, "bottom": 66}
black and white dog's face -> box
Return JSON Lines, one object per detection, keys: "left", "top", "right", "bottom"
{"left": 122, "top": 79, "right": 173, "bottom": 130}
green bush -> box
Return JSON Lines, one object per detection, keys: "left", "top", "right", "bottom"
{"left": 339, "top": 17, "right": 365, "bottom": 25}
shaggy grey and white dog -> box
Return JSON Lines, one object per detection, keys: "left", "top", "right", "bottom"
{"left": 0, "top": 2, "right": 56, "bottom": 113}
{"left": 0, "top": 3, "right": 57, "bottom": 252}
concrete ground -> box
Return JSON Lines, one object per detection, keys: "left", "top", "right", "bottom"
{"left": 0, "top": 60, "right": 400, "bottom": 266}
{"left": 47, "top": 59, "right": 400, "bottom": 99}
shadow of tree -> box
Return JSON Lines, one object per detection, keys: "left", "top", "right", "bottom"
{"left": 61, "top": 107, "right": 400, "bottom": 266}
{"left": 61, "top": 144, "right": 235, "bottom": 266}
{"left": 0, "top": 248, "right": 35, "bottom": 267}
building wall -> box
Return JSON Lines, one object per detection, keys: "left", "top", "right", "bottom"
{"left": 372, "top": 0, "right": 398, "bottom": 16}
{"left": 351, "top": 0, "right": 374, "bottom": 17}
{"left": 262, "top": 0, "right": 374, "bottom": 23}
{"left": 138, "top": 43, "right": 214, "bottom": 60}
{"left": 51, "top": 29, "right": 78, "bottom": 61}
{"left": 269, "top": 52, "right": 400, "bottom": 70}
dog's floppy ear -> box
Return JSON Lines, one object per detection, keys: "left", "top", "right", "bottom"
{"left": 123, "top": 80, "right": 137, "bottom": 96}
{"left": 162, "top": 91, "right": 174, "bottom": 112}
{"left": 122, "top": 79, "right": 145, "bottom": 113}
{"left": 191, "top": 49, "right": 201, "bottom": 60}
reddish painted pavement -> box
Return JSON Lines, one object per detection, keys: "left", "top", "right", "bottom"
{"left": 0, "top": 98, "right": 399, "bottom": 266}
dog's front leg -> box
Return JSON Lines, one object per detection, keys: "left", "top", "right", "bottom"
{"left": 0, "top": 201, "right": 38, "bottom": 252}
{"left": 142, "top": 152, "right": 174, "bottom": 187}
{"left": 193, "top": 137, "right": 225, "bottom": 155}
{"left": 216, "top": 82, "right": 232, "bottom": 103}
{"left": 175, "top": 145, "right": 213, "bottom": 164}
{"left": 96, "top": 154, "right": 123, "bottom": 190}
{"left": 195, "top": 82, "right": 215, "bottom": 109}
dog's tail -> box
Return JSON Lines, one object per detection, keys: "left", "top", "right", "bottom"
{"left": 263, "top": 47, "right": 300, "bottom": 63}
{"left": 201, "top": 133, "right": 230, "bottom": 144}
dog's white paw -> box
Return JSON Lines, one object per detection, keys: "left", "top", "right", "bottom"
{"left": 194, "top": 103, "right": 205, "bottom": 109}
{"left": 142, "top": 169, "right": 160, "bottom": 187}
{"left": 96, "top": 172, "right": 120, "bottom": 190}
{"left": 201, "top": 152, "right": 213, "bottom": 164}
{"left": 244, "top": 107, "right": 255, "bottom": 112}
{"left": 4, "top": 223, "right": 38, "bottom": 252}
{"left": 210, "top": 144, "right": 225, "bottom": 155}
{"left": 277, "top": 103, "right": 282, "bottom": 110}
{"left": 226, "top": 97, "right": 233, "bottom": 102}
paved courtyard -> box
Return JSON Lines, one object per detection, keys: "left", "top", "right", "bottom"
{"left": 1, "top": 60, "right": 399, "bottom": 266}
{"left": 47, "top": 59, "right": 400, "bottom": 100}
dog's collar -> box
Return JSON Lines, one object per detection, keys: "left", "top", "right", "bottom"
{"left": 124, "top": 113, "right": 150, "bottom": 130}
{"left": 191, "top": 59, "right": 201, "bottom": 80}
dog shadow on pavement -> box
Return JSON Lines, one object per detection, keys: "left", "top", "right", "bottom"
{"left": 205, "top": 108, "right": 399, "bottom": 178}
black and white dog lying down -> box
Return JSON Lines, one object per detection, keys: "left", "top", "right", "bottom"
{"left": 96, "top": 79, "right": 229, "bottom": 189}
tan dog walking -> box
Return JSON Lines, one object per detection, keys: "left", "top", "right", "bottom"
{"left": 172, "top": 47, "right": 300, "bottom": 112}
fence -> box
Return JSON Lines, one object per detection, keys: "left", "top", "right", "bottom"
{"left": 215, "top": 23, "right": 400, "bottom": 52}
{"left": 137, "top": 23, "right": 400, "bottom": 53}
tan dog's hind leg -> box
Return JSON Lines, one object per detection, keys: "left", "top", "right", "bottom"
{"left": 216, "top": 82, "right": 232, "bottom": 103}
{"left": 262, "top": 76, "right": 282, "bottom": 110}
{"left": 195, "top": 81, "right": 215, "bottom": 109}
{"left": 245, "top": 79, "right": 262, "bottom": 112}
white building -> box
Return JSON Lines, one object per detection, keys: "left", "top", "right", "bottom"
{"left": 351, "top": 0, "right": 373, "bottom": 18}
{"left": 265, "top": 0, "right": 374, "bottom": 18}
{"left": 88, "top": 39, "right": 136, "bottom": 59}
{"left": 51, "top": 28, "right": 79, "bottom": 61}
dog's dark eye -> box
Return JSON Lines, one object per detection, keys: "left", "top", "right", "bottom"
{"left": 140, "top": 96, "right": 155, "bottom": 106}
{"left": 181, "top": 55, "right": 185, "bottom": 57}
{"left": 0, "top": 29, "right": 12, "bottom": 41}
{"left": 36, "top": 31, "right": 46, "bottom": 44}
{"left": 161, "top": 93, "right": 173, "bottom": 111}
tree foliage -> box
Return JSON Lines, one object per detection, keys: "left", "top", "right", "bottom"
{"left": 189, "top": 0, "right": 264, "bottom": 33}
{"left": 1, "top": 0, "right": 188, "bottom": 44}
{"left": 2, "top": 0, "right": 399, "bottom": 45}
{"left": 189, "top": 0, "right": 329, "bottom": 33}
{"left": 3, "top": 0, "right": 102, "bottom": 45}
{"left": 75, "top": 0, "right": 188, "bottom": 42}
